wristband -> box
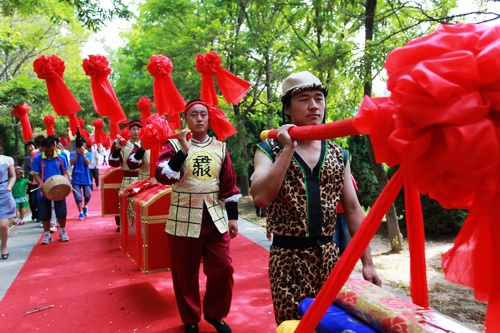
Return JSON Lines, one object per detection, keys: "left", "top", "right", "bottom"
{"left": 134, "top": 148, "right": 145, "bottom": 160}
{"left": 225, "top": 201, "right": 238, "bottom": 220}
{"left": 111, "top": 149, "right": 121, "bottom": 159}
{"left": 168, "top": 150, "right": 188, "bottom": 172}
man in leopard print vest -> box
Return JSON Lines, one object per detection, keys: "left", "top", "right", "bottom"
{"left": 251, "top": 71, "right": 382, "bottom": 325}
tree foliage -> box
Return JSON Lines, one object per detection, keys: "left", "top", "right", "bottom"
{"left": 1, "top": 0, "right": 498, "bottom": 235}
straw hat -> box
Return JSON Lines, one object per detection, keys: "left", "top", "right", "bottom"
{"left": 281, "top": 71, "right": 328, "bottom": 100}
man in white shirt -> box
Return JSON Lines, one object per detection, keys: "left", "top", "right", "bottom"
{"left": 87, "top": 143, "right": 100, "bottom": 190}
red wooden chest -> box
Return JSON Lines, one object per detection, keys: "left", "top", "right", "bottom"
{"left": 100, "top": 167, "right": 124, "bottom": 217}
{"left": 124, "top": 181, "right": 172, "bottom": 273}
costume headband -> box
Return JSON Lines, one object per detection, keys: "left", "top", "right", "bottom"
{"left": 184, "top": 101, "right": 237, "bottom": 141}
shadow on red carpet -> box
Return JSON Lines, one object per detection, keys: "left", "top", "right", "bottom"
{"left": 0, "top": 180, "right": 276, "bottom": 332}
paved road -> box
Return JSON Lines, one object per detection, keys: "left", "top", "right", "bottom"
{"left": 0, "top": 212, "right": 270, "bottom": 302}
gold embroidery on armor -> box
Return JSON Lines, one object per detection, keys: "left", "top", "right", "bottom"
{"left": 188, "top": 151, "right": 216, "bottom": 181}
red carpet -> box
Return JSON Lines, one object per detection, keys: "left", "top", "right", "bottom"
{"left": 0, "top": 183, "right": 276, "bottom": 332}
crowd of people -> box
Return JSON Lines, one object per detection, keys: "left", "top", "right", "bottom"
{"left": 0, "top": 135, "right": 109, "bottom": 250}
{"left": 1, "top": 70, "right": 382, "bottom": 333}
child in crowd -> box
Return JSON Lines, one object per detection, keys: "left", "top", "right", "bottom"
{"left": 12, "top": 166, "right": 30, "bottom": 225}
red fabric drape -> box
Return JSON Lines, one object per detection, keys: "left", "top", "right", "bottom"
{"left": 92, "top": 119, "right": 106, "bottom": 145}
{"left": 109, "top": 121, "right": 121, "bottom": 142}
{"left": 43, "top": 115, "right": 56, "bottom": 136}
{"left": 33, "top": 55, "right": 81, "bottom": 117}
{"left": 12, "top": 103, "right": 33, "bottom": 142}
{"left": 195, "top": 51, "right": 251, "bottom": 106}
{"left": 82, "top": 55, "right": 127, "bottom": 124}
{"left": 137, "top": 96, "right": 153, "bottom": 125}
{"left": 146, "top": 55, "right": 185, "bottom": 130}
{"left": 67, "top": 113, "right": 79, "bottom": 137}
{"left": 77, "top": 117, "right": 91, "bottom": 143}
{"left": 60, "top": 136, "right": 69, "bottom": 147}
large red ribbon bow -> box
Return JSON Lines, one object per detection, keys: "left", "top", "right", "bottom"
{"left": 146, "top": 55, "right": 185, "bottom": 130}
{"left": 195, "top": 51, "right": 251, "bottom": 106}
{"left": 82, "top": 54, "right": 127, "bottom": 124}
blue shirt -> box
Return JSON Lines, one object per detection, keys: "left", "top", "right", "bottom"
{"left": 70, "top": 150, "right": 92, "bottom": 185}
{"left": 32, "top": 151, "right": 70, "bottom": 200}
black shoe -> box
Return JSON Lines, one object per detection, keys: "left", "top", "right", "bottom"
{"left": 1, "top": 253, "right": 9, "bottom": 260}
{"left": 184, "top": 324, "right": 199, "bottom": 333}
{"left": 116, "top": 226, "right": 120, "bottom": 232}
{"left": 205, "top": 317, "right": 231, "bottom": 333}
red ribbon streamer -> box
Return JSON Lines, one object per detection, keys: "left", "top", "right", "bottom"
{"left": 404, "top": 183, "right": 429, "bottom": 308}
{"left": 146, "top": 55, "right": 185, "bottom": 130}
{"left": 43, "top": 115, "right": 56, "bottom": 136}
{"left": 82, "top": 55, "right": 127, "bottom": 124}
{"left": 33, "top": 55, "right": 81, "bottom": 117}
{"left": 195, "top": 51, "right": 251, "bottom": 106}
{"left": 67, "top": 113, "right": 79, "bottom": 137}
{"left": 12, "top": 103, "right": 33, "bottom": 142}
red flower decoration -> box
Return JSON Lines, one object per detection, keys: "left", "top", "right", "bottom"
{"left": 195, "top": 51, "right": 251, "bottom": 106}
{"left": 33, "top": 55, "right": 81, "bottom": 117}
{"left": 12, "top": 103, "right": 33, "bottom": 142}
{"left": 82, "top": 54, "right": 112, "bottom": 79}
{"left": 43, "top": 115, "right": 56, "bottom": 136}
{"left": 195, "top": 52, "right": 222, "bottom": 76}
{"left": 82, "top": 54, "right": 127, "bottom": 123}
{"left": 146, "top": 55, "right": 173, "bottom": 77}
{"left": 146, "top": 55, "right": 185, "bottom": 129}
{"left": 137, "top": 96, "right": 153, "bottom": 125}
{"left": 33, "top": 55, "right": 65, "bottom": 79}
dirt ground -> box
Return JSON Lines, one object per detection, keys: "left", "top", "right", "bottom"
{"left": 238, "top": 196, "right": 487, "bottom": 332}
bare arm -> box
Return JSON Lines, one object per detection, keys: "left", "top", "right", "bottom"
{"left": 250, "top": 125, "right": 296, "bottom": 207}
{"left": 6, "top": 165, "right": 15, "bottom": 191}
{"left": 341, "top": 161, "right": 382, "bottom": 286}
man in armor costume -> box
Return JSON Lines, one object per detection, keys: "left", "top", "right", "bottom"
{"left": 155, "top": 100, "right": 240, "bottom": 333}
{"left": 109, "top": 120, "right": 150, "bottom": 232}
{"left": 251, "top": 71, "right": 382, "bottom": 325}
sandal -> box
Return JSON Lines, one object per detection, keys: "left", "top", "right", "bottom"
{"left": 1, "top": 248, "right": 9, "bottom": 260}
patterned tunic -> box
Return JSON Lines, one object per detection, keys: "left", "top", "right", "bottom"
{"left": 109, "top": 140, "right": 150, "bottom": 193}
{"left": 155, "top": 137, "right": 240, "bottom": 238}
